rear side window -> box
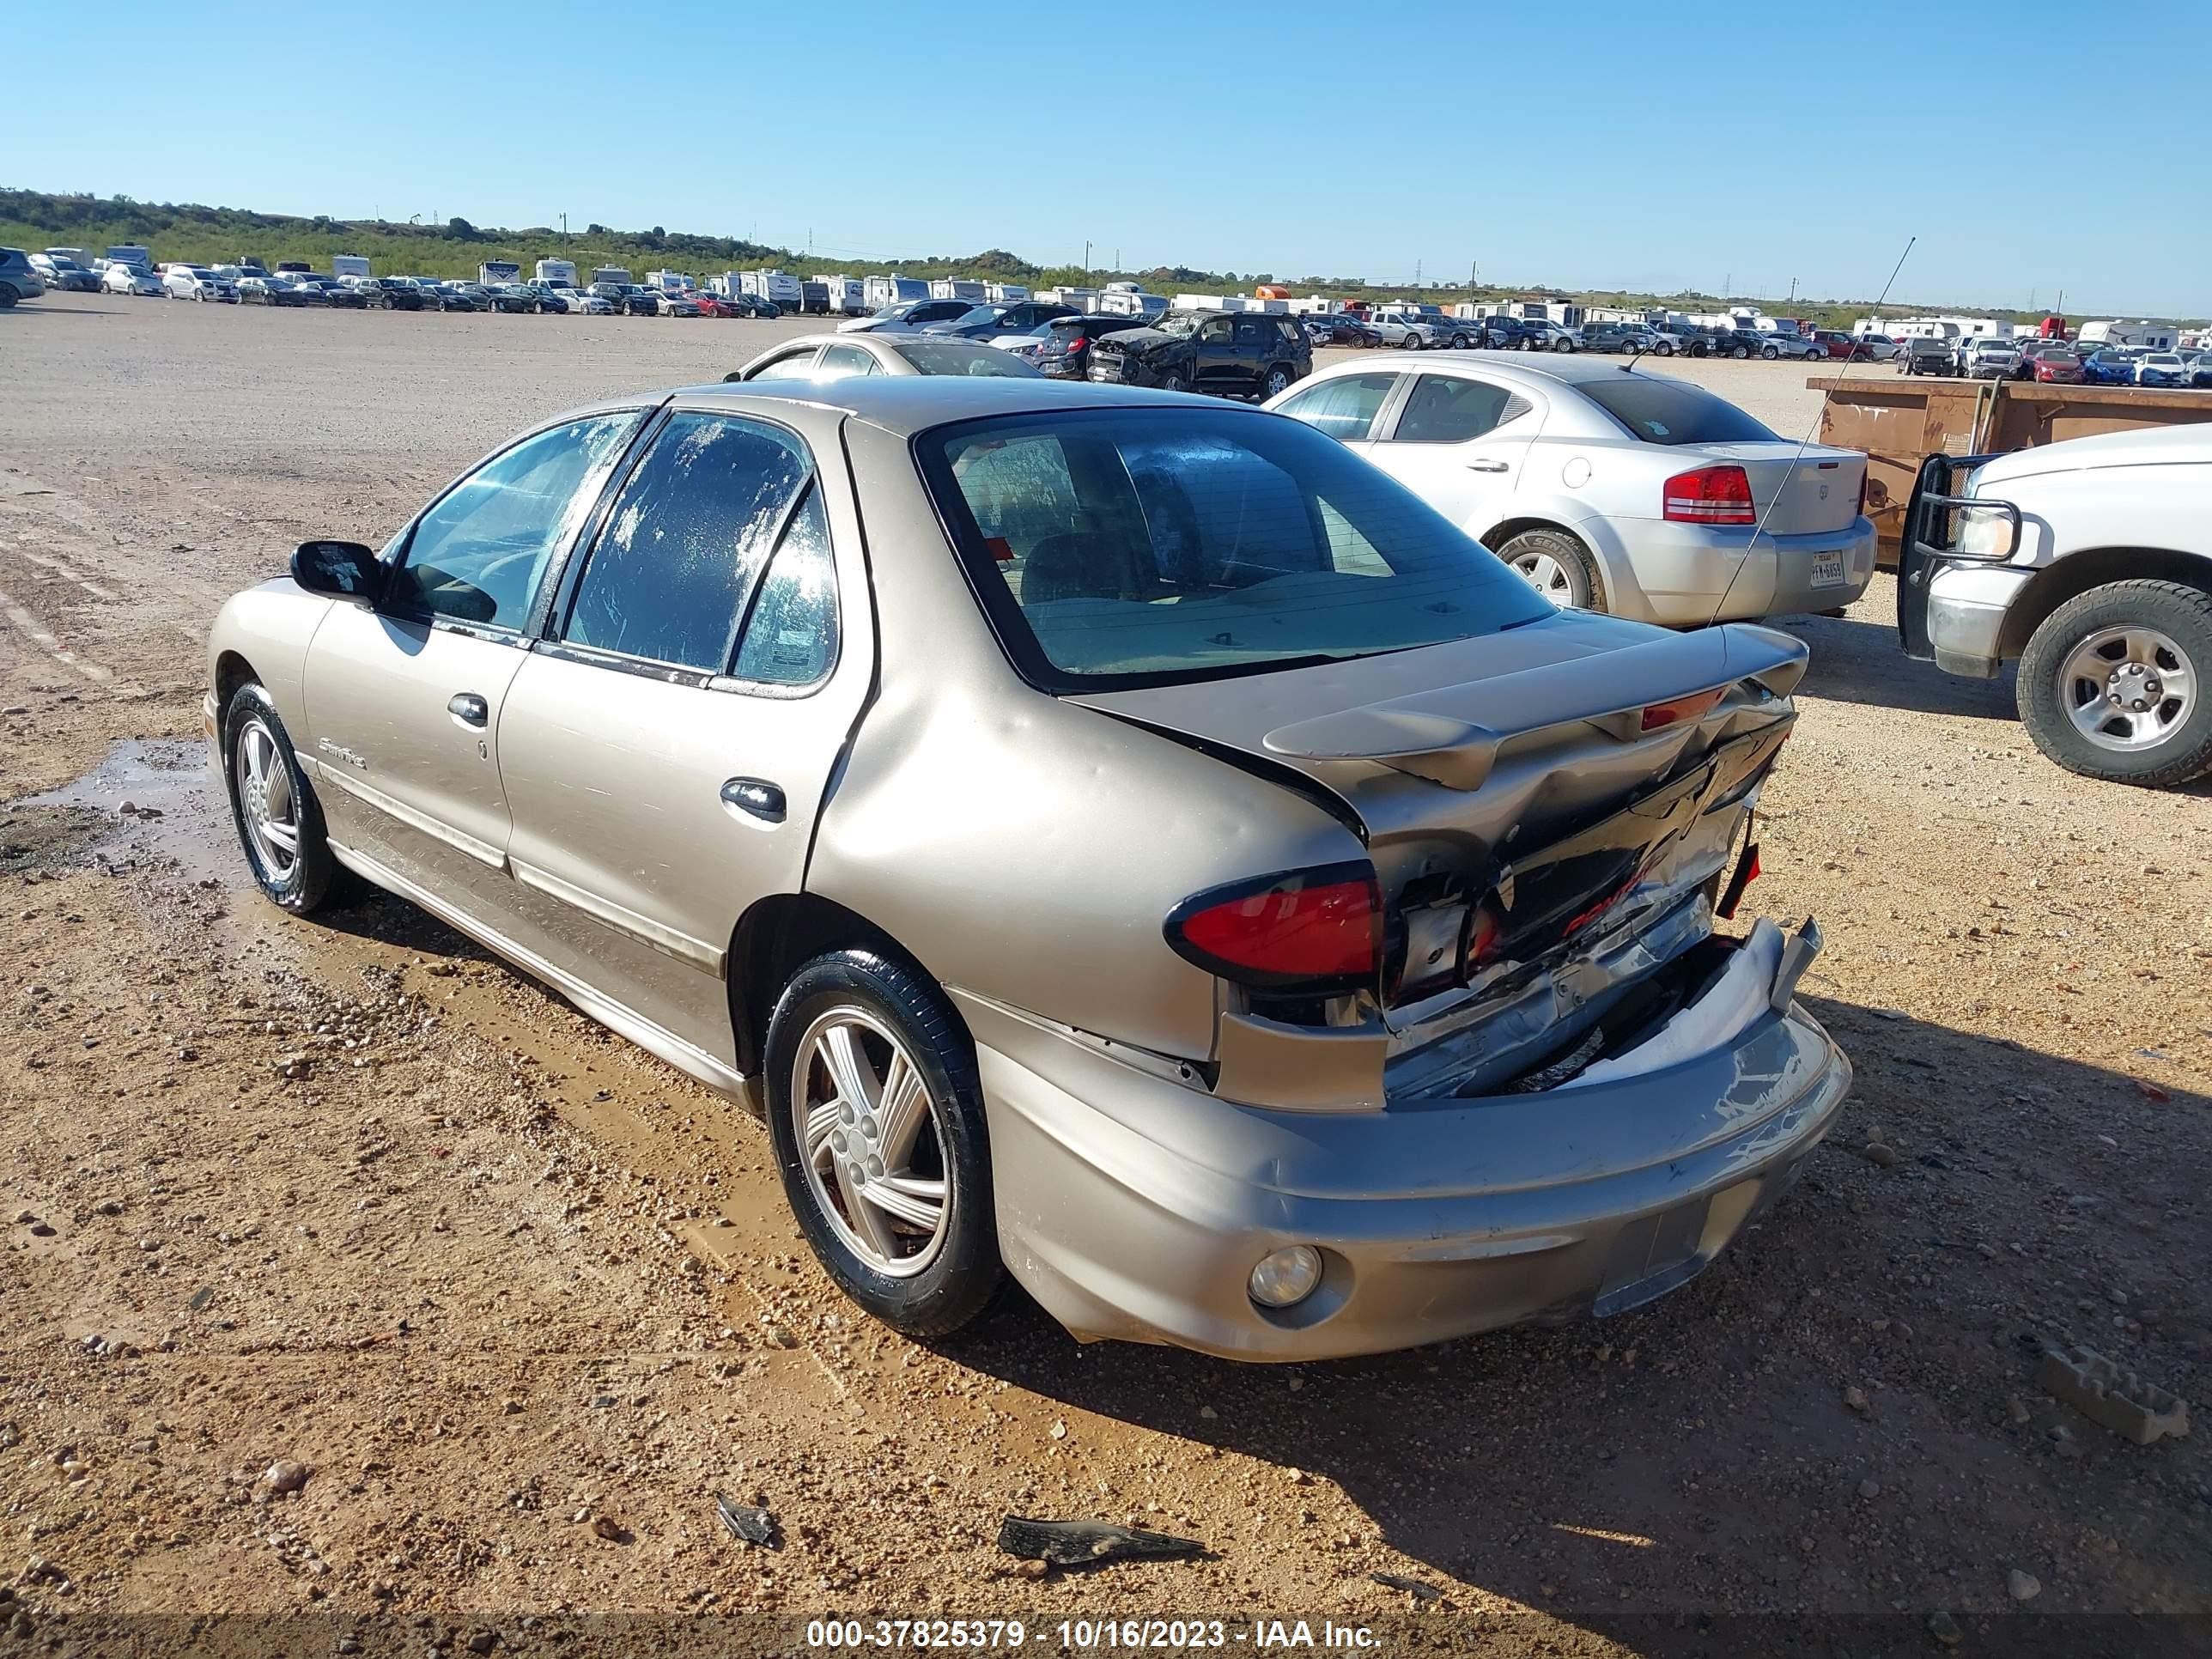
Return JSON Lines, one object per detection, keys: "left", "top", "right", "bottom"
{"left": 1389, "top": 375, "right": 1528, "bottom": 444}
{"left": 562, "top": 413, "right": 812, "bottom": 672}
{"left": 1577, "top": 377, "right": 1779, "bottom": 446}
{"left": 731, "top": 487, "right": 839, "bottom": 686}
{"left": 1272, "top": 372, "right": 1400, "bottom": 440}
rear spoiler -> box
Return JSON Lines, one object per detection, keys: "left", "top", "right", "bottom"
{"left": 1261, "top": 623, "right": 1806, "bottom": 790}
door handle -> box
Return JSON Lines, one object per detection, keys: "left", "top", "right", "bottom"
{"left": 447, "top": 692, "right": 489, "bottom": 729}
{"left": 720, "top": 777, "right": 786, "bottom": 824}
{"left": 1468, "top": 459, "right": 1511, "bottom": 473}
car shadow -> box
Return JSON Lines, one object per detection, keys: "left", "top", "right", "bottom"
{"left": 313, "top": 881, "right": 491, "bottom": 963}
{"left": 1769, "top": 611, "right": 2019, "bottom": 721}
{"left": 933, "top": 994, "right": 2211, "bottom": 1628}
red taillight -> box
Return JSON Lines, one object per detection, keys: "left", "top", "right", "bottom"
{"left": 1662, "top": 465, "right": 1756, "bottom": 526}
{"left": 1064, "top": 335, "right": 1086, "bottom": 353}
{"left": 1639, "top": 688, "right": 1725, "bottom": 732}
{"left": 1166, "top": 864, "right": 1380, "bottom": 993}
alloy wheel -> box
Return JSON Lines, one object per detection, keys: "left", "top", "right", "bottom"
{"left": 2058, "top": 626, "right": 2196, "bottom": 753}
{"left": 236, "top": 719, "right": 301, "bottom": 878}
{"left": 790, "top": 1007, "right": 951, "bottom": 1278}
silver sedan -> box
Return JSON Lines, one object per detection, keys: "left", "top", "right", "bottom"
{"left": 205, "top": 378, "right": 1846, "bottom": 1359}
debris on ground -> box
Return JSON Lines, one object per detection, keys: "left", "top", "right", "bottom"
{"left": 590, "top": 1516, "right": 626, "bottom": 1542}
{"left": 1369, "top": 1572, "right": 1443, "bottom": 1602}
{"left": 2038, "top": 1345, "right": 2191, "bottom": 1445}
{"left": 714, "top": 1494, "right": 779, "bottom": 1548}
{"left": 263, "top": 1459, "right": 310, "bottom": 1494}
{"left": 997, "top": 1516, "right": 1205, "bottom": 1568}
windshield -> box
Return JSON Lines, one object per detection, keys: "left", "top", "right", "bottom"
{"left": 1578, "top": 376, "right": 1780, "bottom": 446}
{"left": 946, "top": 306, "right": 1005, "bottom": 328}
{"left": 921, "top": 407, "right": 1552, "bottom": 690}
{"left": 1151, "top": 311, "right": 1206, "bottom": 337}
{"left": 892, "top": 342, "right": 1041, "bottom": 378}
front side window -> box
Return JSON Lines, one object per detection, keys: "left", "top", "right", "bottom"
{"left": 562, "top": 412, "right": 813, "bottom": 673}
{"left": 1271, "top": 372, "right": 1401, "bottom": 440}
{"left": 387, "top": 412, "right": 641, "bottom": 629}
{"left": 925, "top": 408, "right": 1551, "bottom": 689}
{"left": 1389, "top": 375, "right": 1528, "bottom": 444}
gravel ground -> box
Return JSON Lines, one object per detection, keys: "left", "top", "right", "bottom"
{"left": 2, "top": 294, "right": 2208, "bottom": 1654}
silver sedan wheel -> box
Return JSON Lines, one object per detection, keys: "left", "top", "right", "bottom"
{"left": 791, "top": 1007, "right": 950, "bottom": 1278}
{"left": 1513, "top": 550, "right": 1577, "bottom": 607}
{"left": 2058, "top": 625, "right": 2196, "bottom": 753}
{"left": 236, "top": 719, "right": 301, "bottom": 878}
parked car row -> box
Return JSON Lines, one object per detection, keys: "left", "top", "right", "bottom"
{"left": 1897, "top": 335, "right": 2212, "bottom": 390}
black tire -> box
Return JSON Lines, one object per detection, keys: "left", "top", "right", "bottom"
{"left": 1449, "top": 332, "right": 1471, "bottom": 349}
{"left": 763, "top": 950, "right": 1002, "bottom": 1337}
{"left": 0, "top": 286, "right": 15, "bottom": 310}
{"left": 1656, "top": 341, "right": 1674, "bottom": 356}
{"left": 1168, "top": 365, "right": 1194, "bottom": 392}
{"left": 221, "top": 683, "right": 336, "bottom": 913}
{"left": 1495, "top": 526, "right": 1606, "bottom": 612}
{"left": 2016, "top": 580, "right": 2212, "bottom": 787}
{"left": 1401, "top": 331, "right": 1420, "bottom": 351}
{"left": 1761, "top": 345, "right": 1779, "bottom": 360}
{"left": 1261, "top": 363, "right": 1295, "bottom": 398}
{"left": 1553, "top": 337, "right": 1573, "bottom": 352}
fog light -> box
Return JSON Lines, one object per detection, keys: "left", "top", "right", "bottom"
{"left": 1248, "top": 1245, "right": 1323, "bottom": 1310}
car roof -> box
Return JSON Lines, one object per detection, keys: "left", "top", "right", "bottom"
{"left": 576, "top": 377, "right": 1230, "bottom": 436}
{"left": 1297, "top": 349, "right": 1667, "bottom": 392}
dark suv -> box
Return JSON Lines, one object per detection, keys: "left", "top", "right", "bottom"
{"left": 1030, "top": 313, "right": 1152, "bottom": 379}
{"left": 364, "top": 277, "right": 425, "bottom": 312}
{"left": 1086, "top": 309, "right": 1312, "bottom": 399}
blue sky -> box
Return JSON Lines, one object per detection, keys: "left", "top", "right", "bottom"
{"left": 9, "top": 0, "right": 2207, "bottom": 318}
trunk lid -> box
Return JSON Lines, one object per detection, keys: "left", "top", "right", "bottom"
{"left": 1070, "top": 612, "right": 1804, "bottom": 1021}
{"left": 1690, "top": 441, "right": 1865, "bottom": 536}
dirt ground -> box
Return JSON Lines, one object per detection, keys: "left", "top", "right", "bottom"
{"left": 3, "top": 295, "right": 2208, "bottom": 1655}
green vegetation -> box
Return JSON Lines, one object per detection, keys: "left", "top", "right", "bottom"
{"left": 1, "top": 186, "right": 2064, "bottom": 326}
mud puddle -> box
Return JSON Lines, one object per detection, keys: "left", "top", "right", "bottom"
{"left": 16, "top": 736, "right": 239, "bottom": 887}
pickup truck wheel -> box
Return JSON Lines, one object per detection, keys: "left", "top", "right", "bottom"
{"left": 1401, "top": 332, "right": 1421, "bottom": 350}
{"left": 1498, "top": 527, "right": 1603, "bottom": 612}
{"left": 765, "top": 950, "right": 1002, "bottom": 1338}
{"left": 1656, "top": 341, "right": 1674, "bottom": 356}
{"left": 2018, "top": 581, "right": 2212, "bottom": 787}
{"left": 222, "top": 684, "right": 336, "bottom": 913}
{"left": 1731, "top": 344, "right": 1750, "bottom": 359}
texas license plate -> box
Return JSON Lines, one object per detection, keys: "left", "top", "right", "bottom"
{"left": 1810, "top": 553, "right": 1846, "bottom": 588}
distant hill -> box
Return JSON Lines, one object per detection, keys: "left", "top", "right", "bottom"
{"left": 1, "top": 186, "right": 2074, "bottom": 328}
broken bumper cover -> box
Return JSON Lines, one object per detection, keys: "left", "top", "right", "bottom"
{"left": 957, "top": 961, "right": 1849, "bottom": 1362}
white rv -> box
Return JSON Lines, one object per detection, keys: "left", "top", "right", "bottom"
{"left": 646, "top": 270, "right": 695, "bottom": 293}
{"left": 1037, "top": 287, "right": 1099, "bottom": 310}
{"left": 1097, "top": 289, "right": 1165, "bottom": 318}
{"left": 929, "top": 279, "right": 987, "bottom": 303}
{"left": 819, "top": 276, "right": 867, "bottom": 313}
{"left": 534, "top": 258, "right": 578, "bottom": 287}
{"left": 478, "top": 260, "right": 522, "bottom": 288}
{"left": 983, "top": 283, "right": 1031, "bottom": 304}
{"left": 331, "top": 254, "right": 371, "bottom": 281}
{"left": 592, "top": 266, "right": 635, "bottom": 289}
{"left": 2077, "top": 319, "right": 2179, "bottom": 349}
{"left": 741, "top": 269, "right": 803, "bottom": 312}
{"left": 1172, "top": 293, "right": 1229, "bottom": 311}
{"left": 863, "top": 274, "right": 930, "bottom": 310}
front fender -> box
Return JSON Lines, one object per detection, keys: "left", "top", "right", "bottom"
{"left": 207, "top": 579, "right": 335, "bottom": 749}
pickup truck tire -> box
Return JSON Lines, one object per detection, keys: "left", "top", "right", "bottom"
{"left": 1401, "top": 333, "right": 1421, "bottom": 351}
{"left": 2018, "top": 580, "right": 2212, "bottom": 787}
{"left": 1656, "top": 341, "right": 1675, "bottom": 356}
{"left": 1498, "top": 527, "right": 1603, "bottom": 612}
{"left": 1730, "top": 343, "right": 1750, "bottom": 359}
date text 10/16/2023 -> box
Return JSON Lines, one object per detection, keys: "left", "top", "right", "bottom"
{"left": 805, "top": 1620, "right": 1384, "bottom": 1650}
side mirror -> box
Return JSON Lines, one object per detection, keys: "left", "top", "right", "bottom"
{"left": 291, "top": 539, "right": 385, "bottom": 602}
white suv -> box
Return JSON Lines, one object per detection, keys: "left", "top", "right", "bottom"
{"left": 1902, "top": 425, "right": 2212, "bottom": 785}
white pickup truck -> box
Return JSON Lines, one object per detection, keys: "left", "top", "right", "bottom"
{"left": 1900, "top": 424, "right": 2212, "bottom": 786}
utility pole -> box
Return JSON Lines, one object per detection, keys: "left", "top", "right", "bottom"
{"left": 1084, "top": 240, "right": 1091, "bottom": 271}
{"left": 561, "top": 212, "right": 567, "bottom": 243}
{"left": 1788, "top": 276, "right": 1797, "bottom": 304}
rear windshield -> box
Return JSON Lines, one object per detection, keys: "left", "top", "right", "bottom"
{"left": 1577, "top": 377, "right": 1778, "bottom": 446}
{"left": 921, "top": 407, "right": 1551, "bottom": 690}
{"left": 891, "top": 342, "right": 1039, "bottom": 377}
